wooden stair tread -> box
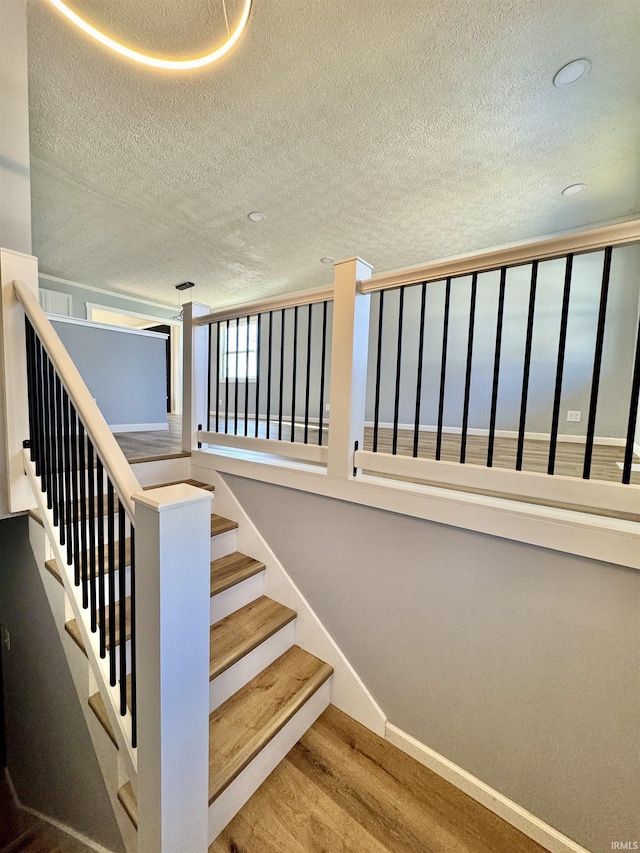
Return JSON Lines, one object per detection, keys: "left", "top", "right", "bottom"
{"left": 211, "top": 514, "right": 238, "bottom": 537}
{"left": 86, "top": 538, "right": 132, "bottom": 573}
{"left": 128, "top": 450, "right": 190, "bottom": 464}
{"left": 64, "top": 620, "right": 86, "bottom": 656}
{"left": 88, "top": 692, "right": 119, "bottom": 749}
{"left": 209, "top": 645, "right": 333, "bottom": 803}
{"left": 210, "top": 552, "right": 265, "bottom": 596}
{"left": 44, "top": 559, "right": 62, "bottom": 586}
{"left": 98, "top": 597, "right": 132, "bottom": 649}
{"left": 27, "top": 508, "right": 44, "bottom": 527}
{"left": 210, "top": 596, "right": 296, "bottom": 680}
{"left": 142, "top": 478, "right": 215, "bottom": 492}
{"left": 117, "top": 782, "right": 138, "bottom": 829}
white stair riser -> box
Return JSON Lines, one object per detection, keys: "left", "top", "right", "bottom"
{"left": 208, "top": 678, "right": 331, "bottom": 843}
{"left": 211, "top": 529, "right": 237, "bottom": 561}
{"left": 209, "top": 621, "right": 296, "bottom": 712}
{"left": 130, "top": 455, "right": 192, "bottom": 486}
{"left": 210, "top": 572, "right": 264, "bottom": 623}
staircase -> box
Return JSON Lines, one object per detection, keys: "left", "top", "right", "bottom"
{"left": 32, "top": 473, "right": 333, "bottom": 847}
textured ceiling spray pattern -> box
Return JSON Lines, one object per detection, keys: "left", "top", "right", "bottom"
{"left": 27, "top": 0, "right": 640, "bottom": 308}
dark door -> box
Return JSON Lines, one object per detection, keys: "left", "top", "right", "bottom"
{"left": 148, "top": 325, "right": 171, "bottom": 413}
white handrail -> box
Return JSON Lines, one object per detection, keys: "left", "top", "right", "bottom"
{"left": 13, "top": 278, "right": 142, "bottom": 520}
{"left": 361, "top": 219, "right": 640, "bottom": 293}
{"left": 196, "top": 285, "right": 333, "bottom": 326}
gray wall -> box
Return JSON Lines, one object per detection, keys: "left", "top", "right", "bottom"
{"left": 224, "top": 474, "right": 640, "bottom": 853}
{"left": 0, "top": 516, "right": 125, "bottom": 851}
{"left": 365, "top": 244, "right": 640, "bottom": 438}
{"left": 51, "top": 319, "right": 168, "bottom": 429}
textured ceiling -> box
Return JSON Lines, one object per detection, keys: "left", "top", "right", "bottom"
{"left": 27, "top": 0, "right": 640, "bottom": 309}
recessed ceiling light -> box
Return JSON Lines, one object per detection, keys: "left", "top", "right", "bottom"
{"left": 248, "top": 212, "right": 265, "bottom": 222}
{"left": 562, "top": 183, "right": 586, "bottom": 196}
{"left": 320, "top": 257, "right": 335, "bottom": 264}
{"left": 553, "top": 59, "right": 591, "bottom": 88}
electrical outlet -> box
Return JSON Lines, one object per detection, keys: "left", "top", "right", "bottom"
{"left": 567, "top": 410, "right": 581, "bottom": 422}
{"left": 325, "top": 403, "right": 330, "bottom": 412}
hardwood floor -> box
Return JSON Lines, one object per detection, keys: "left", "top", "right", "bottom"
{"left": 210, "top": 705, "right": 548, "bottom": 853}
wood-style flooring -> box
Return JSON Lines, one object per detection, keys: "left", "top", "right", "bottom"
{"left": 210, "top": 704, "right": 548, "bottom": 853}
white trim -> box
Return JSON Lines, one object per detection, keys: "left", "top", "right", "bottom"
{"left": 200, "top": 430, "right": 328, "bottom": 464}
{"left": 5, "top": 768, "right": 119, "bottom": 853}
{"left": 39, "top": 272, "right": 176, "bottom": 311}
{"left": 197, "top": 286, "right": 333, "bottom": 326}
{"left": 85, "top": 301, "right": 181, "bottom": 328}
{"left": 366, "top": 420, "right": 630, "bottom": 447}
{"left": 110, "top": 421, "right": 168, "bottom": 433}
{"left": 385, "top": 725, "right": 591, "bottom": 853}
{"left": 49, "top": 313, "right": 169, "bottom": 339}
{"left": 192, "top": 448, "right": 640, "bottom": 569}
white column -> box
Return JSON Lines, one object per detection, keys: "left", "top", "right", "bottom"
{"left": 182, "top": 302, "right": 209, "bottom": 452}
{"left": 0, "top": 250, "right": 39, "bottom": 512}
{"left": 134, "top": 483, "right": 213, "bottom": 853}
{"left": 327, "top": 257, "right": 373, "bottom": 479}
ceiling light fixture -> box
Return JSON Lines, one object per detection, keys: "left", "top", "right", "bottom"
{"left": 553, "top": 59, "right": 591, "bottom": 88}
{"left": 247, "top": 212, "right": 265, "bottom": 222}
{"left": 46, "top": 0, "right": 252, "bottom": 71}
{"left": 562, "top": 183, "right": 586, "bottom": 196}
{"left": 320, "top": 257, "right": 335, "bottom": 264}
{"left": 172, "top": 281, "right": 195, "bottom": 320}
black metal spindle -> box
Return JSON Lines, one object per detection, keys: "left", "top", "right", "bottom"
{"left": 129, "top": 527, "right": 137, "bottom": 747}
{"left": 244, "top": 318, "right": 250, "bottom": 436}
{"left": 304, "top": 304, "right": 312, "bottom": 444}
{"left": 54, "top": 375, "right": 66, "bottom": 547}
{"left": 78, "top": 421, "right": 88, "bottom": 608}
{"left": 392, "top": 287, "right": 405, "bottom": 455}
{"left": 622, "top": 313, "right": 640, "bottom": 484}
{"left": 548, "top": 254, "right": 574, "bottom": 475}
{"left": 278, "top": 309, "right": 285, "bottom": 441}
{"left": 459, "top": 274, "right": 478, "bottom": 464}
{"left": 62, "top": 390, "right": 73, "bottom": 565}
{"left": 96, "top": 457, "right": 106, "bottom": 657}
{"left": 35, "top": 339, "right": 47, "bottom": 487}
{"left": 372, "top": 291, "right": 385, "bottom": 453}
{"left": 487, "top": 268, "right": 507, "bottom": 468}
{"left": 206, "top": 324, "right": 212, "bottom": 432}
{"left": 436, "top": 279, "right": 452, "bottom": 461}
{"left": 41, "top": 351, "right": 53, "bottom": 507}
{"left": 583, "top": 247, "right": 613, "bottom": 480}
{"left": 224, "top": 319, "right": 230, "bottom": 434}
{"left": 87, "top": 440, "right": 97, "bottom": 632}
{"left": 255, "top": 314, "right": 261, "bottom": 438}
{"left": 233, "top": 318, "right": 239, "bottom": 435}
{"left": 215, "top": 322, "right": 220, "bottom": 433}
{"left": 318, "top": 302, "right": 328, "bottom": 447}
{"left": 28, "top": 325, "right": 42, "bottom": 474}
{"left": 118, "top": 500, "right": 127, "bottom": 715}
{"left": 412, "top": 283, "right": 427, "bottom": 458}
{"left": 70, "top": 408, "right": 80, "bottom": 583}
{"left": 107, "top": 480, "right": 116, "bottom": 685}
{"left": 291, "top": 306, "right": 298, "bottom": 442}
{"left": 266, "top": 312, "right": 273, "bottom": 439}
{"left": 24, "top": 320, "right": 37, "bottom": 465}
{"left": 47, "top": 360, "right": 59, "bottom": 525}
{"left": 516, "top": 262, "right": 539, "bottom": 471}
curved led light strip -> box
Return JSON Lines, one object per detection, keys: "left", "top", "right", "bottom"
{"left": 46, "top": 0, "right": 252, "bottom": 70}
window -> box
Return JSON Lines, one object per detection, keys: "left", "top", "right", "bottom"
{"left": 220, "top": 317, "right": 258, "bottom": 381}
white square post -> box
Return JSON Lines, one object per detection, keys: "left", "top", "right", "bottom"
{"left": 0, "top": 248, "right": 39, "bottom": 512}
{"left": 182, "top": 301, "right": 210, "bottom": 452}
{"left": 133, "top": 483, "right": 213, "bottom": 853}
{"left": 327, "top": 257, "right": 373, "bottom": 479}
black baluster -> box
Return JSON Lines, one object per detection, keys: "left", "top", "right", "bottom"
{"left": 244, "top": 317, "right": 250, "bottom": 436}
{"left": 412, "top": 283, "right": 427, "bottom": 459}
{"left": 583, "top": 248, "right": 613, "bottom": 480}
{"left": 70, "top": 407, "right": 80, "bottom": 584}
{"left": 62, "top": 390, "right": 73, "bottom": 565}
{"left": 78, "top": 421, "right": 88, "bottom": 608}
{"left": 87, "top": 439, "right": 97, "bottom": 632}
{"left": 107, "top": 480, "right": 116, "bottom": 685}
{"left": 206, "top": 324, "right": 212, "bottom": 432}
{"left": 24, "top": 320, "right": 36, "bottom": 464}
{"left": 373, "top": 292, "right": 385, "bottom": 453}
{"left": 278, "top": 309, "right": 285, "bottom": 441}
{"left": 48, "top": 360, "right": 59, "bottom": 525}
{"left": 224, "top": 319, "right": 230, "bottom": 434}
{"left": 392, "top": 287, "right": 405, "bottom": 455}
{"left": 460, "top": 274, "right": 478, "bottom": 464}
{"left": 622, "top": 313, "right": 640, "bottom": 485}
{"left": 291, "top": 306, "right": 298, "bottom": 442}
{"left": 215, "top": 322, "right": 220, "bottom": 433}
{"left": 36, "top": 339, "right": 47, "bottom": 489}
{"left": 318, "top": 302, "right": 328, "bottom": 447}
{"left": 436, "top": 278, "right": 452, "bottom": 461}
{"left": 96, "top": 458, "right": 106, "bottom": 657}
{"left": 516, "top": 262, "right": 539, "bottom": 471}
{"left": 548, "top": 255, "right": 574, "bottom": 475}
{"left": 118, "top": 500, "right": 127, "bottom": 715}
{"left": 54, "top": 375, "right": 66, "bottom": 547}
{"left": 255, "top": 314, "right": 261, "bottom": 438}
{"left": 304, "top": 304, "right": 312, "bottom": 445}
{"left": 129, "top": 528, "right": 137, "bottom": 747}
{"left": 42, "top": 352, "right": 53, "bottom": 507}
{"left": 266, "top": 312, "right": 273, "bottom": 439}
{"left": 234, "top": 317, "right": 239, "bottom": 435}
{"left": 487, "top": 268, "right": 507, "bottom": 468}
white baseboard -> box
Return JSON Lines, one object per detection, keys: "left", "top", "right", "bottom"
{"left": 385, "top": 724, "right": 592, "bottom": 853}
{"left": 4, "top": 768, "right": 118, "bottom": 853}
{"left": 109, "top": 422, "right": 169, "bottom": 433}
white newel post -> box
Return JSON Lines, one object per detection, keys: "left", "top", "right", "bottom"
{"left": 182, "top": 301, "right": 210, "bottom": 453}
{"left": 327, "top": 257, "right": 373, "bottom": 480}
{"left": 134, "top": 484, "right": 213, "bottom": 853}
{"left": 0, "top": 250, "right": 39, "bottom": 512}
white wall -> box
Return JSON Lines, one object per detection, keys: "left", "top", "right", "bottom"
{"left": 223, "top": 474, "right": 640, "bottom": 853}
